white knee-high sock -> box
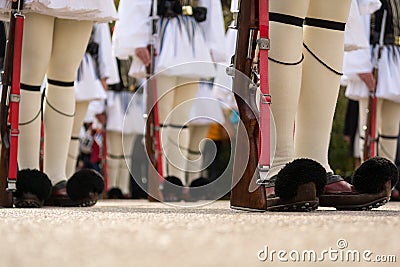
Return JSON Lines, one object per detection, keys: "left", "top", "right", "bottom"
{"left": 18, "top": 89, "right": 42, "bottom": 169}
{"left": 164, "top": 126, "right": 190, "bottom": 182}
{"left": 186, "top": 125, "right": 210, "bottom": 184}
{"left": 268, "top": 0, "right": 309, "bottom": 177}
{"left": 107, "top": 131, "right": 122, "bottom": 190}
{"left": 66, "top": 100, "right": 90, "bottom": 178}
{"left": 117, "top": 133, "right": 135, "bottom": 195}
{"left": 294, "top": 0, "right": 351, "bottom": 172}
{"left": 378, "top": 99, "right": 400, "bottom": 161}
{"left": 43, "top": 82, "right": 75, "bottom": 185}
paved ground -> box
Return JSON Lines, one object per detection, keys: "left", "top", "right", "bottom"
{"left": 0, "top": 200, "right": 399, "bottom": 267}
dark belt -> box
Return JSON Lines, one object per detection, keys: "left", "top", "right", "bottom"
{"left": 108, "top": 84, "right": 136, "bottom": 92}
{"left": 371, "top": 33, "right": 400, "bottom": 46}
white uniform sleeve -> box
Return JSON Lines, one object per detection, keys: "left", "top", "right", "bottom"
{"left": 112, "top": 0, "right": 152, "bottom": 59}
{"left": 343, "top": 14, "right": 372, "bottom": 76}
{"left": 358, "top": 0, "right": 382, "bottom": 15}
{"left": 93, "top": 23, "right": 119, "bottom": 85}
{"left": 198, "top": 0, "right": 227, "bottom": 63}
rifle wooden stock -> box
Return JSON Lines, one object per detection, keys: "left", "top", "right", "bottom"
{"left": 230, "top": 0, "right": 267, "bottom": 211}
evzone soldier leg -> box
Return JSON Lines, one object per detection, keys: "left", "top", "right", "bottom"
{"left": 106, "top": 131, "right": 135, "bottom": 198}
{"left": 359, "top": 99, "right": 400, "bottom": 162}
{"left": 232, "top": 0, "right": 397, "bottom": 211}
{"left": 344, "top": 0, "right": 400, "bottom": 201}
{"left": 186, "top": 124, "right": 210, "bottom": 184}
{"left": 112, "top": 0, "right": 226, "bottom": 201}
{"left": 13, "top": 10, "right": 115, "bottom": 207}
{"left": 157, "top": 75, "right": 201, "bottom": 185}
{"left": 66, "top": 100, "right": 90, "bottom": 178}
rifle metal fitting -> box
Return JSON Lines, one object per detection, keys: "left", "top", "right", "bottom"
{"left": 257, "top": 164, "right": 270, "bottom": 172}
{"left": 182, "top": 6, "right": 193, "bottom": 16}
{"left": 395, "top": 36, "right": 400, "bottom": 46}
{"left": 10, "top": 128, "right": 19, "bottom": 137}
{"left": 257, "top": 38, "right": 270, "bottom": 50}
{"left": 226, "top": 65, "right": 235, "bottom": 77}
{"left": 6, "top": 179, "right": 16, "bottom": 192}
{"left": 260, "top": 93, "right": 271, "bottom": 104}
{"left": 10, "top": 93, "right": 20, "bottom": 103}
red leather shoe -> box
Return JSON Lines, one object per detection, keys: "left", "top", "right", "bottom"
{"left": 319, "top": 169, "right": 392, "bottom": 210}
{"left": 44, "top": 180, "right": 98, "bottom": 207}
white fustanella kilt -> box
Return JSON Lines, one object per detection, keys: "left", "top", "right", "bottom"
{"left": 0, "top": 0, "right": 117, "bottom": 22}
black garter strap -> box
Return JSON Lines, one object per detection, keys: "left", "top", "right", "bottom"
{"left": 20, "top": 83, "right": 41, "bottom": 91}
{"left": 379, "top": 134, "right": 399, "bottom": 140}
{"left": 303, "top": 43, "right": 343, "bottom": 76}
{"left": 108, "top": 154, "right": 126, "bottom": 159}
{"left": 269, "top": 54, "right": 304, "bottom": 66}
{"left": 19, "top": 108, "right": 41, "bottom": 126}
{"left": 168, "top": 124, "right": 188, "bottom": 129}
{"left": 45, "top": 97, "right": 75, "bottom": 117}
{"left": 304, "top": 17, "right": 346, "bottom": 31}
{"left": 188, "top": 149, "right": 201, "bottom": 155}
{"left": 71, "top": 136, "right": 80, "bottom": 140}
{"left": 47, "top": 78, "right": 74, "bottom": 87}
{"left": 269, "top": 12, "right": 303, "bottom": 27}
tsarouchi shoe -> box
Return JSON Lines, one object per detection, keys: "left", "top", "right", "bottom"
{"left": 14, "top": 169, "right": 52, "bottom": 208}
{"left": 266, "top": 158, "right": 327, "bottom": 212}
{"left": 319, "top": 157, "right": 398, "bottom": 210}
{"left": 45, "top": 169, "right": 104, "bottom": 207}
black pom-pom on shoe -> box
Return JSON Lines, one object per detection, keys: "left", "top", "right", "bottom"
{"left": 66, "top": 169, "right": 104, "bottom": 201}
{"left": 14, "top": 169, "right": 52, "bottom": 208}
{"left": 189, "top": 177, "right": 211, "bottom": 201}
{"left": 352, "top": 157, "right": 399, "bottom": 194}
{"left": 275, "top": 158, "right": 327, "bottom": 200}
{"left": 162, "top": 176, "right": 183, "bottom": 202}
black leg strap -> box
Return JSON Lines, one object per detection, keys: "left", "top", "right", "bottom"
{"left": 20, "top": 83, "right": 41, "bottom": 92}
{"left": 379, "top": 134, "right": 399, "bottom": 140}
{"left": 269, "top": 12, "right": 304, "bottom": 27}
{"left": 188, "top": 149, "right": 201, "bottom": 156}
{"left": 304, "top": 17, "right": 346, "bottom": 31}
{"left": 108, "top": 154, "right": 125, "bottom": 159}
{"left": 168, "top": 124, "right": 188, "bottom": 129}
{"left": 47, "top": 78, "right": 74, "bottom": 87}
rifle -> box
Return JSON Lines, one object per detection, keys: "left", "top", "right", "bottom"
{"left": 145, "top": 0, "right": 164, "bottom": 202}
{"left": 0, "top": 0, "right": 24, "bottom": 207}
{"left": 363, "top": 10, "right": 387, "bottom": 160}
{"left": 230, "top": 0, "right": 270, "bottom": 211}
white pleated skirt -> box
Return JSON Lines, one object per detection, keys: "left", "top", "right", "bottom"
{"left": 106, "top": 91, "right": 145, "bottom": 135}
{"left": 0, "top": 0, "right": 117, "bottom": 22}
{"left": 75, "top": 53, "right": 107, "bottom": 102}
{"left": 345, "top": 45, "right": 400, "bottom": 103}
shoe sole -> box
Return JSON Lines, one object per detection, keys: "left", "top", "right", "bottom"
{"left": 330, "top": 197, "right": 389, "bottom": 211}
{"left": 14, "top": 199, "right": 43, "bottom": 208}
{"left": 320, "top": 181, "right": 391, "bottom": 211}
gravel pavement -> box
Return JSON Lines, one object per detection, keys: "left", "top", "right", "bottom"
{"left": 0, "top": 200, "right": 399, "bottom": 267}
